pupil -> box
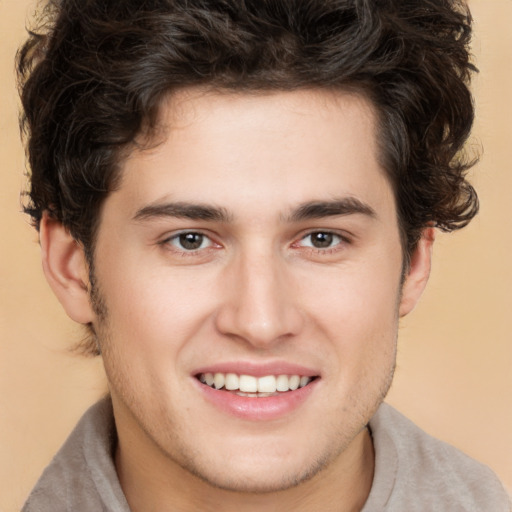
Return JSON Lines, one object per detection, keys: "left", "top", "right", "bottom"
{"left": 179, "top": 233, "right": 203, "bottom": 250}
{"left": 312, "top": 232, "right": 333, "bottom": 248}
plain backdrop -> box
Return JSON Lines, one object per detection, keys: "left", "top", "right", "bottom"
{"left": 1, "top": 1, "right": 511, "bottom": 511}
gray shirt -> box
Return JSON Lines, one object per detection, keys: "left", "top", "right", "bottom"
{"left": 22, "top": 398, "right": 511, "bottom": 511}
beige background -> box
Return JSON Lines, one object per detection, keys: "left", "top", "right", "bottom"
{"left": 1, "top": 1, "right": 511, "bottom": 510}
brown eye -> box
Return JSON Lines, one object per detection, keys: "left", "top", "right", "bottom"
{"left": 298, "top": 231, "right": 342, "bottom": 250}
{"left": 167, "top": 232, "right": 211, "bottom": 251}
{"left": 179, "top": 233, "right": 204, "bottom": 250}
{"left": 310, "top": 232, "right": 334, "bottom": 248}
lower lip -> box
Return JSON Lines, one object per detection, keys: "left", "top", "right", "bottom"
{"left": 195, "top": 379, "right": 318, "bottom": 421}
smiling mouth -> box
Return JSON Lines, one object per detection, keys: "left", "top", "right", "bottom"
{"left": 196, "top": 372, "right": 316, "bottom": 397}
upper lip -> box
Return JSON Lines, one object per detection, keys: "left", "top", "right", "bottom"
{"left": 192, "top": 361, "right": 319, "bottom": 378}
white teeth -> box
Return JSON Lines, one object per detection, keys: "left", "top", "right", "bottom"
{"left": 213, "top": 373, "right": 225, "bottom": 390}
{"left": 276, "top": 374, "right": 290, "bottom": 392}
{"left": 225, "top": 373, "right": 239, "bottom": 391}
{"left": 239, "top": 375, "right": 258, "bottom": 393}
{"left": 236, "top": 391, "right": 269, "bottom": 398}
{"left": 257, "top": 375, "right": 277, "bottom": 393}
{"left": 199, "top": 372, "right": 313, "bottom": 393}
{"left": 289, "top": 375, "right": 300, "bottom": 390}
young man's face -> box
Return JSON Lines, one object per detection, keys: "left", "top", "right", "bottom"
{"left": 77, "top": 89, "right": 430, "bottom": 492}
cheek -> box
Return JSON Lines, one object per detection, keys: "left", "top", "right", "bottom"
{"left": 301, "top": 258, "right": 401, "bottom": 372}
{"left": 323, "top": 279, "right": 399, "bottom": 412}
{"left": 94, "top": 258, "right": 221, "bottom": 375}
{"left": 305, "top": 260, "right": 401, "bottom": 329}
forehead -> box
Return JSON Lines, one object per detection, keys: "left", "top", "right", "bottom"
{"left": 111, "top": 88, "right": 393, "bottom": 223}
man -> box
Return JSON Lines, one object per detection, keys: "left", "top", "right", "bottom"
{"left": 17, "top": 0, "right": 510, "bottom": 510}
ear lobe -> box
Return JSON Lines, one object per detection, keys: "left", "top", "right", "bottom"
{"left": 40, "top": 212, "right": 95, "bottom": 324}
{"left": 399, "top": 227, "right": 435, "bottom": 318}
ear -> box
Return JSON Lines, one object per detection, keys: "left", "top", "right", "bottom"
{"left": 399, "top": 227, "right": 435, "bottom": 317}
{"left": 39, "top": 212, "right": 95, "bottom": 324}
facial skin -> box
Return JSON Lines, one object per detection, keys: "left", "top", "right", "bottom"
{"left": 41, "top": 89, "right": 433, "bottom": 512}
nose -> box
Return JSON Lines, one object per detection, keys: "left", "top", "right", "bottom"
{"left": 215, "top": 249, "right": 304, "bottom": 349}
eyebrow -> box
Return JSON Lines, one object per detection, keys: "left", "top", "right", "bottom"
{"left": 133, "top": 202, "right": 232, "bottom": 222}
{"left": 286, "top": 197, "right": 376, "bottom": 222}
{"left": 133, "top": 197, "right": 376, "bottom": 224}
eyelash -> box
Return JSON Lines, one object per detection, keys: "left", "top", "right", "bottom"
{"left": 297, "top": 231, "right": 345, "bottom": 249}
{"left": 159, "top": 231, "right": 220, "bottom": 259}
{"left": 292, "top": 231, "right": 351, "bottom": 256}
{"left": 160, "top": 229, "right": 350, "bottom": 257}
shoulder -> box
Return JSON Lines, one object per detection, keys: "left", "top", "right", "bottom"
{"left": 22, "top": 397, "right": 129, "bottom": 512}
{"left": 364, "top": 403, "right": 511, "bottom": 512}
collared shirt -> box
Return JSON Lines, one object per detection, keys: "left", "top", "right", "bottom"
{"left": 22, "top": 397, "right": 511, "bottom": 511}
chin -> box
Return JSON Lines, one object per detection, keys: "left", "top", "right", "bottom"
{"left": 182, "top": 455, "right": 331, "bottom": 495}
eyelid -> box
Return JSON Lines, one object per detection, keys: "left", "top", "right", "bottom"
{"left": 290, "top": 229, "right": 353, "bottom": 256}
{"left": 160, "top": 229, "right": 221, "bottom": 252}
{"left": 157, "top": 228, "right": 351, "bottom": 255}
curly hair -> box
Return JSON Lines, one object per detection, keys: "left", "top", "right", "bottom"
{"left": 18, "top": 0, "right": 478, "bottom": 262}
